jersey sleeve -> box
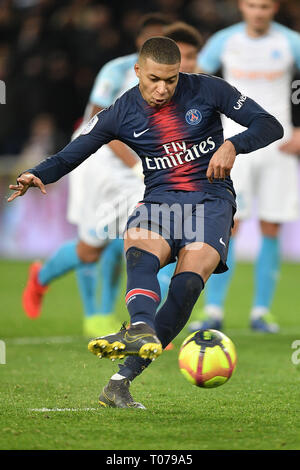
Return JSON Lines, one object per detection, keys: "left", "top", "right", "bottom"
{"left": 89, "top": 60, "right": 124, "bottom": 108}
{"left": 27, "top": 106, "right": 119, "bottom": 184}
{"left": 286, "top": 29, "right": 300, "bottom": 70}
{"left": 205, "top": 75, "right": 284, "bottom": 154}
{"left": 197, "top": 32, "right": 224, "bottom": 73}
{"left": 273, "top": 23, "right": 300, "bottom": 70}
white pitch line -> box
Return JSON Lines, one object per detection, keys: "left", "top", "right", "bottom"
{"left": 5, "top": 336, "right": 83, "bottom": 345}
{"left": 29, "top": 408, "right": 99, "bottom": 412}
{"left": 4, "top": 327, "right": 300, "bottom": 347}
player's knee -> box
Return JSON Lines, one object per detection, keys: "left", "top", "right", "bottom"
{"left": 77, "top": 243, "right": 102, "bottom": 263}
{"left": 260, "top": 221, "right": 280, "bottom": 238}
{"left": 126, "top": 246, "right": 160, "bottom": 274}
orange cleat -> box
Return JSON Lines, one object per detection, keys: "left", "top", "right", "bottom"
{"left": 164, "top": 342, "right": 174, "bottom": 351}
{"left": 22, "top": 262, "right": 49, "bottom": 319}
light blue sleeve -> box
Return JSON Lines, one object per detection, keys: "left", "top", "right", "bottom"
{"left": 89, "top": 54, "right": 137, "bottom": 108}
{"left": 273, "top": 23, "right": 300, "bottom": 70}
{"left": 197, "top": 23, "right": 244, "bottom": 74}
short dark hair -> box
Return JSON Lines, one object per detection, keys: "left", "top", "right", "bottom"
{"left": 164, "top": 22, "right": 203, "bottom": 51}
{"left": 139, "top": 36, "right": 181, "bottom": 64}
{"left": 137, "top": 13, "right": 171, "bottom": 38}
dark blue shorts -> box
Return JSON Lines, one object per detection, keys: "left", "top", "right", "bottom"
{"left": 125, "top": 191, "right": 236, "bottom": 274}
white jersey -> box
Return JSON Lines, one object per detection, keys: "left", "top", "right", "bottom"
{"left": 198, "top": 22, "right": 300, "bottom": 135}
{"left": 86, "top": 52, "right": 139, "bottom": 174}
{"left": 68, "top": 53, "right": 144, "bottom": 228}
{"left": 198, "top": 22, "right": 300, "bottom": 222}
{"left": 90, "top": 53, "right": 138, "bottom": 107}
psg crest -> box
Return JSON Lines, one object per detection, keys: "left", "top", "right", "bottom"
{"left": 185, "top": 108, "right": 202, "bottom": 126}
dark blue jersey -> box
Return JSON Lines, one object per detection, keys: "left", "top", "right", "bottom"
{"left": 27, "top": 73, "right": 283, "bottom": 205}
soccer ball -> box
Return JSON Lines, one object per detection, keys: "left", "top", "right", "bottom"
{"left": 178, "top": 329, "right": 237, "bottom": 388}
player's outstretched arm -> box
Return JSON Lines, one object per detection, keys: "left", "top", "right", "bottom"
{"left": 8, "top": 173, "right": 46, "bottom": 202}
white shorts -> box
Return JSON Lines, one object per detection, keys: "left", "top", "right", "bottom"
{"left": 67, "top": 145, "right": 145, "bottom": 247}
{"left": 231, "top": 142, "right": 300, "bottom": 222}
{"left": 225, "top": 121, "right": 300, "bottom": 223}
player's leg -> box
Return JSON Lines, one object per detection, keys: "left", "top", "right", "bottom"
{"left": 251, "top": 145, "right": 299, "bottom": 332}
{"left": 189, "top": 222, "right": 238, "bottom": 332}
{"left": 77, "top": 238, "right": 124, "bottom": 337}
{"left": 22, "top": 238, "right": 102, "bottom": 319}
{"left": 250, "top": 221, "right": 280, "bottom": 333}
{"left": 113, "top": 242, "right": 220, "bottom": 392}
{"left": 97, "top": 238, "right": 124, "bottom": 315}
{"left": 76, "top": 240, "right": 123, "bottom": 337}
{"left": 190, "top": 154, "right": 253, "bottom": 331}
{"left": 113, "top": 199, "right": 231, "bottom": 391}
{"left": 154, "top": 242, "right": 218, "bottom": 345}
{"left": 157, "top": 262, "right": 176, "bottom": 304}
{"left": 156, "top": 262, "right": 176, "bottom": 350}
{"left": 91, "top": 196, "right": 232, "bottom": 408}
{"left": 88, "top": 227, "right": 172, "bottom": 362}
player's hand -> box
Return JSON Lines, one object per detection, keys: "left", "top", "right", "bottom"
{"left": 7, "top": 173, "right": 46, "bottom": 202}
{"left": 279, "top": 128, "right": 300, "bottom": 155}
{"left": 206, "top": 140, "right": 237, "bottom": 183}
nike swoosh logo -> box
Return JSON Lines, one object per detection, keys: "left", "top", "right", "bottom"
{"left": 133, "top": 128, "right": 150, "bottom": 138}
{"left": 219, "top": 237, "right": 226, "bottom": 247}
{"left": 124, "top": 332, "right": 156, "bottom": 343}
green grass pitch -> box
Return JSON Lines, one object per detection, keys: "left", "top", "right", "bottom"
{"left": 1, "top": 259, "right": 300, "bottom": 450}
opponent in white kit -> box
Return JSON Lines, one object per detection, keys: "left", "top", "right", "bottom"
{"left": 190, "top": 0, "right": 300, "bottom": 333}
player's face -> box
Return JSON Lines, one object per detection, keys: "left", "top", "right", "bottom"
{"left": 177, "top": 42, "right": 198, "bottom": 74}
{"left": 239, "top": 0, "right": 279, "bottom": 34}
{"left": 135, "top": 58, "right": 180, "bottom": 108}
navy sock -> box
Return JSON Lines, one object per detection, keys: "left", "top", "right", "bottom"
{"left": 155, "top": 271, "right": 204, "bottom": 347}
{"left": 119, "top": 271, "right": 204, "bottom": 381}
{"left": 125, "top": 247, "right": 161, "bottom": 330}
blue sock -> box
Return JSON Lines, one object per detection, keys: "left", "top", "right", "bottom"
{"left": 254, "top": 236, "right": 280, "bottom": 309}
{"left": 125, "top": 247, "right": 161, "bottom": 330}
{"left": 76, "top": 262, "right": 98, "bottom": 317}
{"left": 157, "top": 262, "right": 176, "bottom": 305}
{"left": 38, "top": 239, "right": 81, "bottom": 286}
{"left": 118, "top": 271, "right": 204, "bottom": 381}
{"left": 98, "top": 239, "right": 124, "bottom": 314}
{"left": 205, "top": 237, "right": 235, "bottom": 308}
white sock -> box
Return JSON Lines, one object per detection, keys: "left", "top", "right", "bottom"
{"left": 111, "top": 373, "right": 127, "bottom": 381}
{"left": 131, "top": 321, "right": 147, "bottom": 326}
{"left": 205, "top": 305, "right": 224, "bottom": 320}
{"left": 250, "top": 306, "right": 269, "bottom": 320}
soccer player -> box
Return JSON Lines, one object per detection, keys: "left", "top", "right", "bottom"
{"left": 155, "top": 21, "right": 204, "bottom": 304}
{"left": 8, "top": 37, "right": 283, "bottom": 408}
{"left": 21, "top": 13, "right": 170, "bottom": 338}
{"left": 189, "top": 0, "right": 300, "bottom": 333}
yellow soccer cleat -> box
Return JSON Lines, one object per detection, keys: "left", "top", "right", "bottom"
{"left": 88, "top": 322, "right": 162, "bottom": 361}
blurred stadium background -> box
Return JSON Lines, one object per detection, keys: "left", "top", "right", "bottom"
{"left": 1, "top": 1, "right": 300, "bottom": 452}
{"left": 0, "top": 0, "right": 300, "bottom": 261}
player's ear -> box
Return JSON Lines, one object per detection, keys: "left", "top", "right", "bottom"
{"left": 134, "top": 63, "right": 141, "bottom": 79}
